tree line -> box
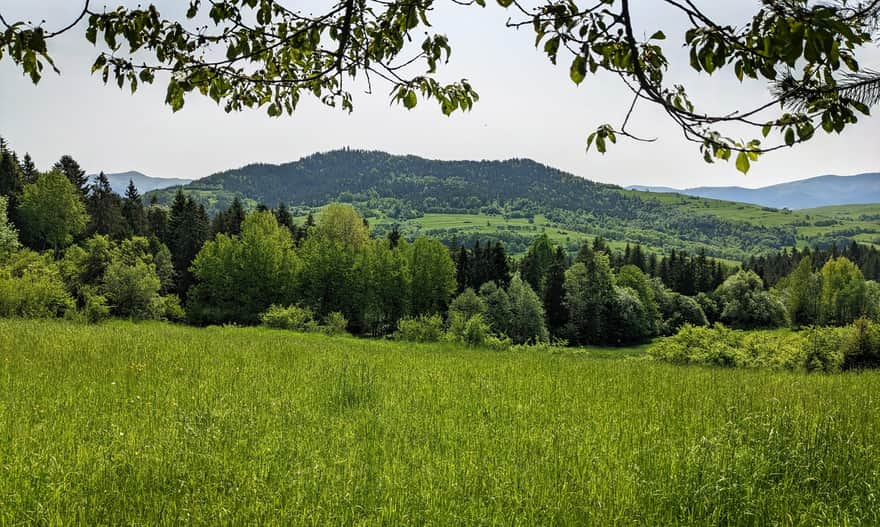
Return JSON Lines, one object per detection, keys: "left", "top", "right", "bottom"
{"left": 2, "top": 138, "right": 880, "bottom": 348}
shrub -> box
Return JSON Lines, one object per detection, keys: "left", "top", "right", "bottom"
{"left": 650, "top": 323, "right": 856, "bottom": 372}
{"left": 260, "top": 304, "right": 314, "bottom": 331}
{"left": 0, "top": 255, "right": 74, "bottom": 318}
{"left": 841, "top": 317, "right": 880, "bottom": 370}
{"left": 449, "top": 288, "right": 487, "bottom": 321}
{"left": 395, "top": 314, "right": 444, "bottom": 342}
{"left": 322, "top": 311, "right": 349, "bottom": 336}
{"left": 80, "top": 286, "right": 110, "bottom": 324}
{"left": 801, "top": 326, "right": 846, "bottom": 372}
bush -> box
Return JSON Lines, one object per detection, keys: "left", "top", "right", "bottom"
{"left": 395, "top": 314, "right": 444, "bottom": 342}
{"left": 449, "top": 288, "right": 487, "bottom": 321}
{"left": 80, "top": 286, "right": 110, "bottom": 323}
{"left": 260, "top": 304, "right": 314, "bottom": 331}
{"left": 801, "top": 326, "right": 846, "bottom": 373}
{"left": 841, "top": 317, "right": 880, "bottom": 370}
{"left": 649, "top": 323, "right": 846, "bottom": 372}
{"left": 322, "top": 311, "right": 349, "bottom": 336}
{"left": 0, "top": 255, "right": 74, "bottom": 318}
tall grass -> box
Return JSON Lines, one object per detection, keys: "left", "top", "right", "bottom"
{"left": 1, "top": 319, "right": 879, "bottom": 525}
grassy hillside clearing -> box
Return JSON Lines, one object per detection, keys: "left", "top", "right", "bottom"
{"left": 2, "top": 320, "right": 879, "bottom": 525}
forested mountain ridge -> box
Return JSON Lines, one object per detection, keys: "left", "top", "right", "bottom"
{"left": 147, "top": 150, "right": 876, "bottom": 259}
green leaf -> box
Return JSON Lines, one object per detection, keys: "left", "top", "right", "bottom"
{"left": 404, "top": 90, "right": 417, "bottom": 109}
{"left": 735, "top": 151, "right": 750, "bottom": 174}
{"left": 570, "top": 56, "right": 586, "bottom": 85}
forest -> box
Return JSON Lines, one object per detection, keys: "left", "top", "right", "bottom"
{"left": 147, "top": 150, "right": 808, "bottom": 260}
{"left": 3, "top": 137, "right": 880, "bottom": 366}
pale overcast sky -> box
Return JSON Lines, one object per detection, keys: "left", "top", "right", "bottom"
{"left": 1, "top": 1, "right": 878, "bottom": 189}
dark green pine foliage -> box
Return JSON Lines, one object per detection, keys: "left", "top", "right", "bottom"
{"left": 212, "top": 197, "right": 247, "bottom": 236}
{"left": 19, "top": 153, "right": 38, "bottom": 185}
{"left": 544, "top": 246, "right": 569, "bottom": 337}
{"left": 386, "top": 225, "right": 402, "bottom": 249}
{"left": 745, "top": 242, "right": 880, "bottom": 285}
{"left": 274, "top": 202, "right": 294, "bottom": 232}
{"left": 168, "top": 190, "right": 210, "bottom": 294}
{"left": 0, "top": 137, "right": 24, "bottom": 200}
{"left": 53, "top": 155, "right": 89, "bottom": 196}
{"left": 520, "top": 234, "right": 555, "bottom": 295}
{"left": 122, "top": 179, "right": 148, "bottom": 236}
{"left": 86, "top": 172, "right": 126, "bottom": 239}
{"left": 147, "top": 195, "right": 170, "bottom": 246}
{"left": 455, "top": 245, "right": 469, "bottom": 292}
{"left": 490, "top": 241, "right": 511, "bottom": 288}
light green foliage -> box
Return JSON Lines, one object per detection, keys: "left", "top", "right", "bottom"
{"left": 313, "top": 203, "right": 370, "bottom": 250}
{"left": 189, "top": 211, "right": 299, "bottom": 325}
{"left": 449, "top": 288, "right": 488, "bottom": 321}
{"left": 260, "top": 304, "right": 314, "bottom": 331}
{"left": 777, "top": 256, "right": 821, "bottom": 327}
{"left": 607, "top": 286, "right": 654, "bottom": 345}
{"left": 322, "top": 312, "right": 349, "bottom": 336}
{"left": 650, "top": 324, "right": 842, "bottom": 372}
{"left": 17, "top": 170, "right": 88, "bottom": 251}
{"left": 2, "top": 320, "right": 880, "bottom": 524}
{"left": 0, "top": 195, "right": 19, "bottom": 262}
{"left": 616, "top": 265, "right": 659, "bottom": 332}
{"left": 866, "top": 281, "right": 880, "bottom": 322}
{"left": 360, "top": 240, "right": 410, "bottom": 335}
{"left": 445, "top": 313, "right": 491, "bottom": 347}
{"left": 653, "top": 279, "right": 709, "bottom": 335}
{"left": 408, "top": 237, "right": 456, "bottom": 316}
{"left": 504, "top": 274, "right": 548, "bottom": 344}
{"left": 716, "top": 270, "right": 787, "bottom": 329}
{"left": 0, "top": 250, "right": 73, "bottom": 318}
{"left": 479, "top": 281, "right": 512, "bottom": 335}
{"left": 841, "top": 317, "right": 880, "bottom": 370}
{"left": 102, "top": 259, "right": 162, "bottom": 319}
{"left": 297, "top": 205, "right": 368, "bottom": 322}
{"left": 75, "top": 285, "right": 111, "bottom": 324}
{"left": 820, "top": 256, "right": 867, "bottom": 326}
{"left": 395, "top": 314, "right": 444, "bottom": 343}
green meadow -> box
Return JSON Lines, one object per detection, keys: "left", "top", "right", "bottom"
{"left": 2, "top": 320, "right": 880, "bottom": 525}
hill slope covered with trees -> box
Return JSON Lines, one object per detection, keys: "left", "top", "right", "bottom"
{"left": 148, "top": 150, "right": 879, "bottom": 260}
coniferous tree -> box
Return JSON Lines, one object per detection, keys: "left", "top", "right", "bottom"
{"left": 19, "top": 153, "right": 38, "bottom": 184}
{"left": 212, "top": 197, "right": 247, "bottom": 236}
{"left": 455, "top": 245, "right": 470, "bottom": 292}
{"left": 386, "top": 224, "right": 401, "bottom": 249}
{"left": 168, "top": 190, "right": 210, "bottom": 294}
{"left": 121, "top": 179, "right": 148, "bottom": 236}
{"left": 274, "top": 202, "right": 294, "bottom": 232}
{"left": 489, "top": 241, "right": 511, "bottom": 288}
{"left": 543, "top": 246, "right": 569, "bottom": 337}
{"left": 147, "top": 196, "right": 170, "bottom": 245}
{"left": 86, "top": 172, "right": 126, "bottom": 239}
{"left": 53, "top": 155, "right": 89, "bottom": 196}
{"left": 0, "top": 139, "right": 24, "bottom": 200}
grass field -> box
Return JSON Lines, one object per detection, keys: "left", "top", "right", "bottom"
{"left": 3, "top": 320, "right": 880, "bottom": 525}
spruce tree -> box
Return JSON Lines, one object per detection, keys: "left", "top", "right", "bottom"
{"left": 19, "top": 153, "right": 38, "bottom": 184}
{"left": 455, "top": 245, "right": 470, "bottom": 292}
{"left": 544, "top": 247, "right": 569, "bottom": 336}
{"left": 274, "top": 202, "right": 294, "bottom": 232}
{"left": 53, "top": 155, "right": 89, "bottom": 196}
{"left": 86, "top": 172, "right": 125, "bottom": 239}
{"left": 122, "top": 179, "right": 147, "bottom": 236}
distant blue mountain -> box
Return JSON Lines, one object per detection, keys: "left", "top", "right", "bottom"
{"left": 86, "top": 171, "right": 192, "bottom": 195}
{"left": 627, "top": 173, "right": 880, "bottom": 210}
